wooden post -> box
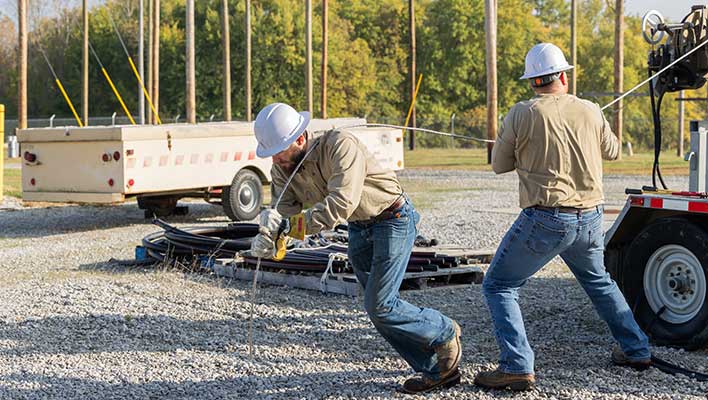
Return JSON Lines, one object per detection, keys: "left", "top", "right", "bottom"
{"left": 18, "top": 0, "right": 28, "bottom": 130}
{"left": 485, "top": 0, "right": 497, "bottom": 163}
{"left": 306, "top": 0, "right": 313, "bottom": 114}
{"left": 138, "top": 0, "right": 145, "bottom": 124}
{"left": 82, "top": 0, "right": 89, "bottom": 126}
{"left": 222, "top": 0, "right": 232, "bottom": 121}
{"left": 678, "top": 90, "right": 685, "bottom": 157}
{"left": 152, "top": 0, "right": 160, "bottom": 122}
{"left": 408, "top": 0, "right": 416, "bottom": 150}
{"left": 245, "top": 0, "right": 252, "bottom": 121}
{"left": 186, "top": 0, "right": 196, "bottom": 124}
{"left": 321, "top": 0, "right": 328, "bottom": 119}
{"left": 147, "top": 0, "right": 153, "bottom": 124}
{"left": 570, "top": 0, "right": 577, "bottom": 96}
{"left": 614, "top": 0, "right": 624, "bottom": 159}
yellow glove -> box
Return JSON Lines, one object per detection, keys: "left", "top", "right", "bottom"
{"left": 272, "top": 213, "right": 307, "bottom": 261}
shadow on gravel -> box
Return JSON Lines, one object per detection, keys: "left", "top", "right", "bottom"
{"left": 0, "top": 202, "right": 228, "bottom": 239}
{"left": 0, "top": 369, "right": 405, "bottom": 399}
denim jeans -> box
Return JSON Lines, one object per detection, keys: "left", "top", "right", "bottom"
{"left": 482, "top": 206, "right": 650, "bottom": 374}
{"left": 348, "top": 198, "right": 456, "bottom": 379}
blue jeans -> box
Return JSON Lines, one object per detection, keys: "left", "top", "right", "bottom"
{"left": 348, "top": 198, "right": 456, "bottom": 379}
{"left": 482, "top": 206, "right": 650, "bottom": 374}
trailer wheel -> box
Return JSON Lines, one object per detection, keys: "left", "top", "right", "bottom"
{"left": 222, "top": 169, "right": 262, "bottom": 221}
{"left": 623, "top": 218, "right": 708, "bottom": 349}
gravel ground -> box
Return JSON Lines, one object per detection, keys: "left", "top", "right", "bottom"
{"left": 0, "top": 170, "right": 706, "bottom": 399}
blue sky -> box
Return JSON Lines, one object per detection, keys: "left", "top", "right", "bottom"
{"left": 625, "top": 0, "right": 700, "bottom": 23}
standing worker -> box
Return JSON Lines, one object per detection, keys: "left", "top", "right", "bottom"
{"left": 249, "top": 102, "right": 462, "bottom": 394}
{"left": 474, "top": 43, "right": 652, "bottom": 391}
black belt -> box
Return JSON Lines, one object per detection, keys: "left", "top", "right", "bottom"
{"left": 354, "top": 195, "right": 406, "bottom": 225}
{"left": 532, "top": 205, "right": 597, "bottom": 215}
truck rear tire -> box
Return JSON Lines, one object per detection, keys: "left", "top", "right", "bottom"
{"left": 622, "top": 218, "right": 708, "bottom": 349}
{"left": 222, "top": 169, "right": 262, "bottom": 221}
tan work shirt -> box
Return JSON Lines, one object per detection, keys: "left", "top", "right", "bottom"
{"left": 492, "top": 93, "right": 620, "bottom": 209}
{"left": 271, "top": 129, "right": 403, "bottom": 234}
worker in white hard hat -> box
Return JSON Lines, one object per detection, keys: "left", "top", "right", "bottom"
{"left": 250, "top": 102, "right": 462, "bottom": 394}
{"left": 474, "top": 43, "right": 652, "bottom": 391}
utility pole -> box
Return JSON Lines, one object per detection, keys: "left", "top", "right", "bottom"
{"left": 147, "top": 0, "right": 153, "bottom": 124}
{"left": 678, "top": 90, "right": 685, "bottom": 157}
{"left": 321, "top": 0, "right": 328, "bottom": 119}
{"left": 222, "top": 0, "right": 232, "bottom": 121}
{"left": 138, "top": 0, "right": 145, "bottom": 124}
{"left": 570, "top": 0, "right": 577, "bottom": 95}
{"left": 82, "top": 0, "right": 89, "bottom": 126}
{"left": 485, "top": 0, "right": 497, "bottom": 163}
{"left": 306, "top": 0, "right": 313, "bottom": 114}
{"left": 152, "top": 0, "right": 160, "bottom": 123}
{"left": 408, "top": 0, "right": 416, "bottom": 150}
{"left": 186, "top": 0, "right": 196, "bottom": 123}
{"left": 18, "top": 0, "right": 28, "bottom": 130}
{"left": 614, "top": 0, "right": 624, "bottom": 159}
{"left": 245, "top": 0, "right": 252, "bottom": 121}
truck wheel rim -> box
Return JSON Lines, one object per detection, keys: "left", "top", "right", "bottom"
{"left": 238, "top": 181, "right": 258, "bottom": 213}
{"left": 644, "top": 244, "right": 706, "bottom": 324}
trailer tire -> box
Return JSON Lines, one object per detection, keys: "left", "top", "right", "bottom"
{"left": 222, "top": 169, "right": 262, "bottom": 221}
{"left": 623, "top": 218, "right": 708, "bottom": 349}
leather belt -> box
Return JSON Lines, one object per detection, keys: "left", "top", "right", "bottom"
{"left": 532, "top": 205, "right": 597, "bottom": 215}
{"left": 354, "top": 195, "right": 406, "bottom": 225}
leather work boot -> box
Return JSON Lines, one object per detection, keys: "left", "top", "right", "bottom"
{"left": 611, "top": 347, "right": 652, "bottom": 371}
{"left": 400, "top": 321, "right": 463, "bottom": 394}
{"left": 435, "top": 320, "right": 462, "bottom": 372}
{"left": 473, "top": 368, "right": 535, "bottom": 391}
{"left": 400, "top": 368, "right": 462, "bottom": 394}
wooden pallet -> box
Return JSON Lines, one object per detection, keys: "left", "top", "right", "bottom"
{"left": 210, "top": 248, "right": 491, "bottom": 296}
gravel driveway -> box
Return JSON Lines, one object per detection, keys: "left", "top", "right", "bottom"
{"left": 0, "top": 170, "right": 705, "bottom": 399}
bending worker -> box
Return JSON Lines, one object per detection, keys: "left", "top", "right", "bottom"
{"left": 474, "top": 43, "right": 651, "bottom": 391}
{"left": 249, "top": 102, "right": 461, "bottom": 394}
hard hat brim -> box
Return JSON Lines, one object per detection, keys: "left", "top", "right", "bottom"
{"left": 256, "top": 111, "right": 311, "bottom": 158}
{"left": 519, "top": 65, "right": 574, "bottom": 80}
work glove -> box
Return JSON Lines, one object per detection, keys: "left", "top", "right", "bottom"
{"left": 250, "top": 232, "right": 275, "bottom": 259}
{"left": 258, "top": 208, "right": 283, "bottom": 237}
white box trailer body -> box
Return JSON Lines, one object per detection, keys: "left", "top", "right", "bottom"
{"left": 17, "top": 119, "right": 404, "bottom": 219}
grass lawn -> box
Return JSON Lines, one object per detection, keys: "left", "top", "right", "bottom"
{"left": 404, "top": 148, "right": 688, "bottom": 176}
{"left": 2, "top": 167, "right": 21, "bottom": 198}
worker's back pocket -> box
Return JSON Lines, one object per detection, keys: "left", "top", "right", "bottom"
{"left": 525, "top": 221, "right": 568, "bottom": 255}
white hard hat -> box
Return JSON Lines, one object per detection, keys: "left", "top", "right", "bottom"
{"left": 519, "top": 43, "right": 574, "bottom": 80}
{"left": 254, "top": 102, "right": 311, "bottom": 157}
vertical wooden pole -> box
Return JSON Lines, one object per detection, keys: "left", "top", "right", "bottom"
{"left": 245, "top": 0, "right": 252, "bottom": 121}
{"left": 138, "top": 0, "right": 145, "bottom": 124}
{"left": 485, "top": 0, "right": 497, "bottom": 163}
{"left": 306, "top": 0, "right": 313, "bottom": 114}
{"left": 408, "top": 0, "right": 416, "bottom": 150}
{"left": 570, "top": 0, "right": 577, "bottom": 96}
{"left": 321, "top": 0, "right": 328, "bottom": 119}
{"left": 186, "top": 0, "right": 196, "bottom": 124}
{"left": 614, "top": 0, "right": 624, "bottom": 159}
{"left": 678, "top": 90, "right": 685, "bottom": 157}
{"left": 222, "top": 0, "right": 232, "bottom": 121}
{"left": 153, "top": 0, "right": 160, "bottom": 122}
{"left": 147, "top": 0, "right": 153, "bottom": 124}
{"left": 82, "top": 0, "right": 89, "bottom": 126}
{"left": 18, "top": 0, "right": 28, "bottom": 130}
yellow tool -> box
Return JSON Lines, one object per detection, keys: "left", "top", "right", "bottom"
{"left": 273, "top": 213, "right": 306, "bottom": 261}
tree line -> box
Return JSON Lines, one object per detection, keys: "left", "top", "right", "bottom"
{"left": 0, "top": 0, "right": 703, "bottom": 148}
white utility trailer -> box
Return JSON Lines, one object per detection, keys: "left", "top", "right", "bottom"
{"left": 605, "top": 120, "right": 708, "bottom": 349}
{"left": 17, "top": 118, "right": 404, "bottom": 219}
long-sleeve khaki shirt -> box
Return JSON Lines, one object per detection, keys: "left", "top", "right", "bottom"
{"left": 271, "top": 129, "right": 403, "bottom": 234}
{"left": 492, "top": 93, "right": 620, "bottom": 209}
